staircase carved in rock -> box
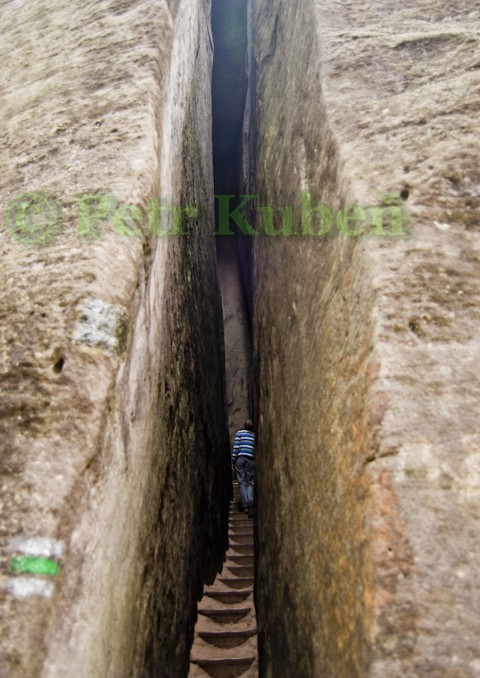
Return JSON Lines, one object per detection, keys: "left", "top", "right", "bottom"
{"left": 189, "top": 483, "right": 257, "bottom": 678}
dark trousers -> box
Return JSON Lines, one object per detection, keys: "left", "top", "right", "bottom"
{"left": 235, "top": 457, "right": 254, "bottom": 507}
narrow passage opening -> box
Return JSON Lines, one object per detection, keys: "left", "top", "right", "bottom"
{"left": 211, "top": 0, "right": 253, "bottom": 441}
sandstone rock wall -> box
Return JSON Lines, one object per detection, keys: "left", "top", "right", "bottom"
{"left": 0, "top": 1, "right": 230, "bottom": 676}
{"left": 249, "top": 0, "right": 480, "bottom": 676}
{"left": 216, "top": 237, "right": 253, "bottom": 440}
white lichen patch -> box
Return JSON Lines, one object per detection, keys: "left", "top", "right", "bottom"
{"left": 8, "top": 536, "right": 64, "bottom": 559}
{"left": 3, "top": 577, "right": 55, "bottom": 600}
{"left": 394, "top": 440, "right": 442, "bottom": 483}
{"left": 74, "top": 298, "right": 128, "bottom": 354}
{"left": 457, "top": 435, "right": 480, "bottom": 509}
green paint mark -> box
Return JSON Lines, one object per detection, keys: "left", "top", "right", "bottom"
{"left": 10, "top": 556, "right": 59, "bottom": 577}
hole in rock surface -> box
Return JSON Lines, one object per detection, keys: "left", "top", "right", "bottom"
{"left": 53, "top": 357, "right": 65, "bottom": 374}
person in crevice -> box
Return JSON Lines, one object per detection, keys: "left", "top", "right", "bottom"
{"left": 232, "top": 419, "right": 255, "bottom": 512}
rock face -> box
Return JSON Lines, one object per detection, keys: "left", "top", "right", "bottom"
{"left": 0, "top": 1, "right": 230, "bottom": 676}
{"left": 216, "top": 236, "right": 253, "bottom": 439}
{"left": 248, "top": 0, "right": 480, "bottom": 676}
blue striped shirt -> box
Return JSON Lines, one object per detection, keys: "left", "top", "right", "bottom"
{"left": 232, "top": 429, "right": 255, "bottom": 462}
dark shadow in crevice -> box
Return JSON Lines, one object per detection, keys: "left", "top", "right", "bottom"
{"left": 211, "top": 0, "right": 254, "bottom": 433}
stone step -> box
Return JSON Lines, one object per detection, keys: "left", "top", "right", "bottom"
{"left": 228, "top": 544, "right": 253, "bottom": 555}
{"left": 229, "top": 536, "right": 253, "bottom": 544}
{"left": 190, "top": 657, "right": 256, "bottom": 678}
{"left": 198, "top": 629, "right": 256, "bottom": 649}
{"left": 204, "top": 590, "right": 252, "bottom": 604}
{"left": 225, "top": 565, "right": 254, "bottom": 578}
{"left": 229, "top": 531, "right": 253, "bottom": 540}
{"left": 227, "top": 555, "right": 253, "bottom": 567}
{"left": 229, "top": 534, "right": 253, "bottom": 545}
{"left": 198, "top": 607, "right": 251, "bottom": 624}
{"left": 219, "top": 577, "right": 254, "bottom": 590}
{"left": 229, "top": 523, "right": 253, "bottom": 531}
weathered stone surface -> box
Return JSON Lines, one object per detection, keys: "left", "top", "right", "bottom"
{"left": 0, "top": 1, "right": 230, "bottom": 676}
{"left": 216, "top": 236, "right": 253, "bottom": 439}
{"left": 249, "top": 0, "right": 480, "bottom": 676}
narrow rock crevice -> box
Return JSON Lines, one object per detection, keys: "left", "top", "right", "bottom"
{"left": 211, "top": 0, "right": 254, "bottom": 440}
{"left": 188, "top": 2, "right": 258, "bottom": 674}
